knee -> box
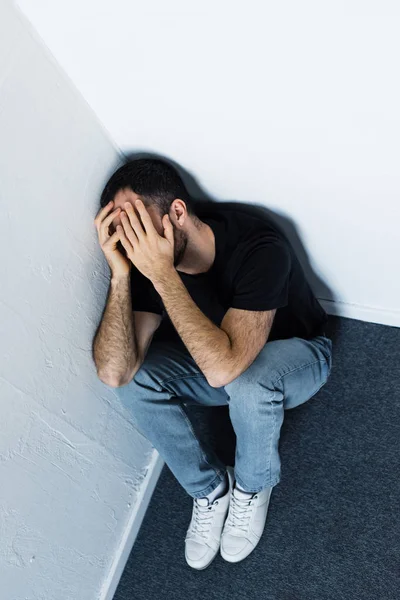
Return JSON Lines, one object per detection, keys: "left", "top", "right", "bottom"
{"left": 224, "top": 369, "right": 258, "bottom": 404}
{"left": 224, "top": 367, "right": 279, "bottom": 405}
{"left": 131, "top": 362, "right": 163, "bottom": 392}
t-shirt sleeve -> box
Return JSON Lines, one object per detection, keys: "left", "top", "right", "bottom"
{"left": 230, "top": 238, "right": 291, "bottom": 311}
{"left": 130, "top": 265, "right": 163, "bottom": 315}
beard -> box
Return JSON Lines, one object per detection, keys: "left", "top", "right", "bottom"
{"left": 173, "top": 223, "right": 188, "bottom": 267}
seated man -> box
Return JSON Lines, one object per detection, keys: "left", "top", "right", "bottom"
{"left": 93, "top": 157, "right": 333, "bottom": 570}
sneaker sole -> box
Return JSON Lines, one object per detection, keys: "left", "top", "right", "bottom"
{"left": 185, "top": 547, "right": 220, "bottom": 570}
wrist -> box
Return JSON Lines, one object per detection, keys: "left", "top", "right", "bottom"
{"left": 153, "top": 267, "right": 179, "bottom": 293}
{"left": 111, "top": 271, "right": 131, "bottom": 286}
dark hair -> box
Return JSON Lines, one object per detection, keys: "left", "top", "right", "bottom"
{"left": 100, "top": 158, "right": 196, "bottom": 217}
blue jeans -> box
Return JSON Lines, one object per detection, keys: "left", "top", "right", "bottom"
{"left": 115, "top": 333, "right": 333, "bottom": 499}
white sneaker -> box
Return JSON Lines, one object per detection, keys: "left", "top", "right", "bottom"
{"left": 220, "top": 479, "right": 273, "bottom": 563}
{"left": 185, "top": 466, "right": 234, "bottom": 570}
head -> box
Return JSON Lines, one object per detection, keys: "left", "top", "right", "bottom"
{"left": 100, "top": 158, "right": 199, "bottom": 267}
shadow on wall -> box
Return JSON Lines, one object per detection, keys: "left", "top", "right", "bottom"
{"left": 121, "top": 150, "right": 340, "bottom": 466}
{"left": 123, "top": 149, "right": 336, "bottom": 306}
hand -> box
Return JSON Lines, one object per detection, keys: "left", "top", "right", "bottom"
{"left": 94, "top": 200, "right": 130, "bottom": 278}
{"left": 117, "top": 199, "right": 175, "bottom": 284}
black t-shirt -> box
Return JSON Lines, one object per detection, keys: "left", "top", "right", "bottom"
{"left": 130, "top": 202, "right": 328, "bottom": 344}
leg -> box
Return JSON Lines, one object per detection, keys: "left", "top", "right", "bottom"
{"left": 223, "top": 335, "right": 333, "bottom": 493}
{"left": 114, "top": 339, "right": 230, "bottom": 499}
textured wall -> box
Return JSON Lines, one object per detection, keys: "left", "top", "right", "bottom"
{"left": 14, "top": 0, "right": 400, "bottom": 327}
{"left": 0, "top": 2, "right": 155, "bottom": 598}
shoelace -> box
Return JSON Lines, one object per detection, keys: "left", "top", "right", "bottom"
{"left": 225, "top": 493, "right": 256, "bottom": 533}
{"left": 188, "top": 500, "right": 219, "bottom": 540}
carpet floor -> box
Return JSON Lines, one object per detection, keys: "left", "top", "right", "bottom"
{"left": 113, "top": 316, "right": 400, "bottom": 600}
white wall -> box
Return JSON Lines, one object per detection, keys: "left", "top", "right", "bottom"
{"left": 14, "top": 0, "right": 400, "bottom": 327}
{"left": 0, "top": 2, "right": 162, "bottom": 599}
{"left": 1, "top": 1, "right": 397, "bottom": 597}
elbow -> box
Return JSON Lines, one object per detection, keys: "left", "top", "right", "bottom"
{"left": 96, "top": 369, "right": 135, "bottom": 388}
{"left": 207, "top": 372, "right": 229, "bottom": 389}
{"left": 207, "top": 368, "right": 238, "bottom": 389}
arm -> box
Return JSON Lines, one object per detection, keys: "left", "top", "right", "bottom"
{"left": 93, "top": 275, "right": 161, "bottom": 387}
{"left": 115, "top": 198, "right": 279, "bottom": 388}
{"left": 154, "top": 270, "right": 276, "bottom": 387}
{"left": 92, "top": 200, "right": 161, "bottom": 387}
{"left": 93, "top": 275, "right": 136, "bottom": 387}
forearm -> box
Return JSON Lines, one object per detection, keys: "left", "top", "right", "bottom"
{"left": 154, "top": 270, "right": 232, "bottom": 386}
{"left": 93, "top": 275, "right": 138, "bottom": 386}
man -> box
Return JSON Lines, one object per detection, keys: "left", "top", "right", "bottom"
{"left": 93, "top": 158, "right": 333, "bottom": 570}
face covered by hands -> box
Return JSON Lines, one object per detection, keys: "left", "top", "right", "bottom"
{"left": 117, "top": 199, "right": 175, "bottom": 284}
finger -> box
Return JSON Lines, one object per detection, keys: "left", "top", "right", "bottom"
{"left": 102, "top": 230, "right": 120, "bottom": 250}
{"left": 116, "top": 225, "right": 134, "bottom": 261}
{"left": 163, "top": 214, "right": 174, "bottom": 246}
{"left": 94, "top": 200, "right": 114, "bottom": 230}
{"left": 133, "top": 199, "right": 158, "bottom": 237}
{"left": 99, "top": 207, "right": 121, "bottom": 244}
{"left": 124, "top": 202, "right": 146, "bottom": 240}
{"left": 120, "top": 211, "right": 139, "bottom": 247}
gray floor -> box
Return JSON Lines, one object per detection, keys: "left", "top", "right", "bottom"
{"left": 113, "top": 316, "right": 400, "bottom": 600}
